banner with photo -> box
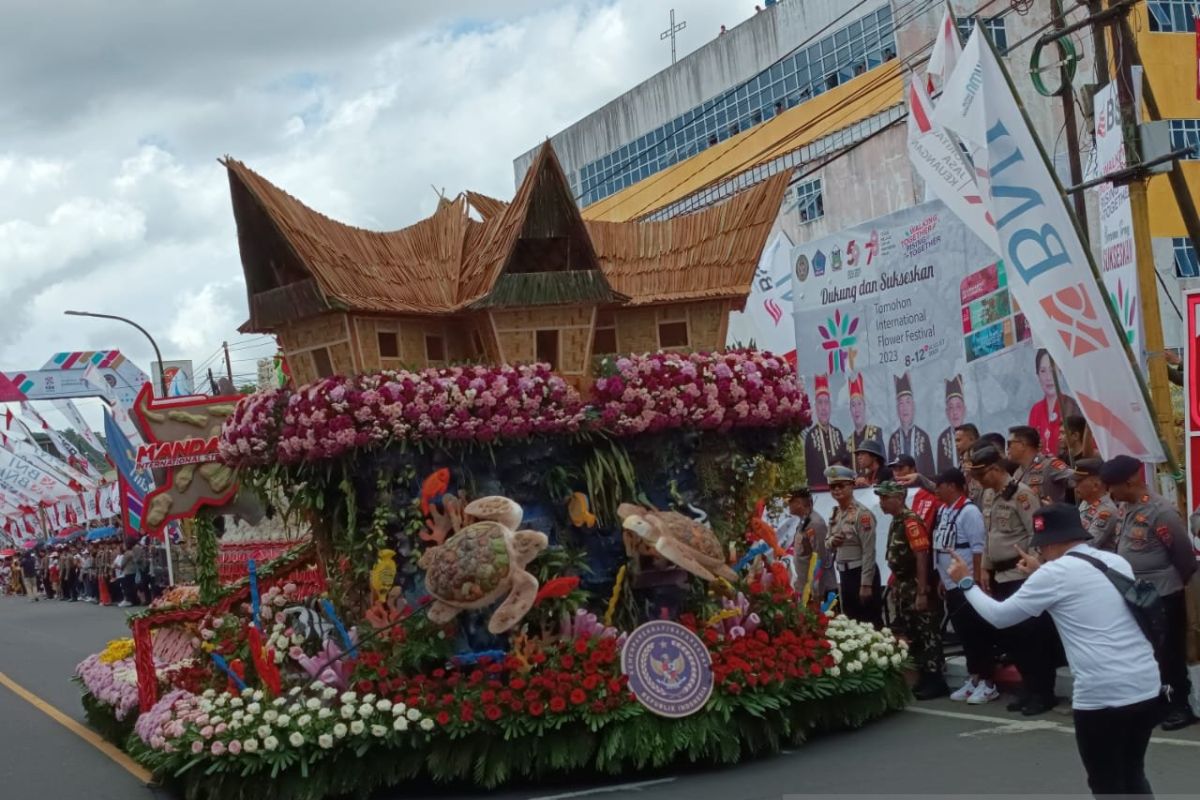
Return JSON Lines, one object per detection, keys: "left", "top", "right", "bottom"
{"left": 790, "top": 200, "right": 1067, "bottom": 483}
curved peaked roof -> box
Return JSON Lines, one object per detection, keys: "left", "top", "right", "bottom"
{"left": 226, "top": 141, "right": 789, "bottom": 332}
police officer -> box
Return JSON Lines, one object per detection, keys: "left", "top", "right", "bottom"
{"left": 825, "top": 465, "right": 881, "bottom": 626}
{"left": 1073, "top": 458, "right": 1119, "bottom": 551}
{"left": 875, "top": 480, "right": 946, "bottom": 699}
{"left": 967, "top": 444, "right": 1061, "bottom": 715}
{"left": 1102, "top": 455, "right": 1198, "bottom": 731}
{"left": 1008, "top": 425, "right": 1073, "bottom": 505}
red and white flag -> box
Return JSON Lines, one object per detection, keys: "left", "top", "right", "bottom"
{"left": 926, "top": 4, "right": 962, "bottom": 95}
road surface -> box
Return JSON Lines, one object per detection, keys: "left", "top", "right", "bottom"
{"left": 1, "top": 595, "right": 1197, "bottom": 799}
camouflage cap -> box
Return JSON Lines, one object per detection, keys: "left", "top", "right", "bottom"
{"left": 872, "top": 480, "right": 908, "bottom": 497}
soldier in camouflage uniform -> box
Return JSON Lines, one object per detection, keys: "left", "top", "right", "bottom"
{"left": 1008, "top": 425, "right": 1074, "bottom": 505}
{"left": 1072, "top": 458, "right": 1119, "bottom": 551}
{"left": 876, "top": 481, "right": 946, "bottom": 699}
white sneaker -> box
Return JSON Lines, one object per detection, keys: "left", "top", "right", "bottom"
{"left": 967, "top": 682, "right": 999, "bottom": 705}
{"left": 117, "top": 600, "right": 131, "bottom": 608}
{"left": 950, "top": 678, "right": 977, "bottom": 702}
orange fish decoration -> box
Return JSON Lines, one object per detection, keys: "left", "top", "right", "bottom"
{"left": 746, "top": 499, "right": 785, "bottom": 558}
{"left": 420, "top": 468, "right": 451, "bottom": 517}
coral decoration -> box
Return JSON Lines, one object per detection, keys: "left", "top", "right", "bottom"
{"left": 419, "top": 468, "right": 450, "bottom": 517}
{"left": 533, "top": 576, "right": 580, "bottom": 606}
{"left": 745, "top": 500, "right": 784, "bottom": 558}
{"left": 603, "top": 565, "right": 626, "bottom": 627}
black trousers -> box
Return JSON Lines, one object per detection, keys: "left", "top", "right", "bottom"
{"left": 1074, "top": 696, "right": 1163, "bottom": 797}
{"left": 945, "top": 587, "right": 995, "bottom": 680}
{"left": 1158, "top": 590, "right": 1192, "bottom": 708}
{"left": 992, "top": 578, "right": 1061, "bottom": 698}
{"left": 838, "top": 566, "right": 882, "bottom": 627}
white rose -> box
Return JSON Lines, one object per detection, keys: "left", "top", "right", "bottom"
{"left": 340, "top": 692, "right": 357, "bottom": 704}
{"left": 232, "top": 710, "right": 244, "bottom": 721}
{"left": 276, "top": 714, "right": 291, "bottom": 727}
{"left": 252, "top": 690, "right": 264, "bottom": 702}
{"left": 298, "top": 714, "right": 312, "bottom": 728}
{"left": 243, "top": 738, "right": 258, "bottom": 753}
{"left": 393, "top": 717, "right": 409, "bottom": 732}
{"left": 287, "top": 703, "right": 302, "bottom": 715}
{"left": 230, "top": 697, "right": 244, "bottom": 708}
{"left": 419, "top": 718, "right": 434, "bottom": 731}
{"left": 376, "top": 699, "right": 392, "bottom": 712}
{"left": 358, "top": 704, "right": 373, "bottom": 718}
{"left": 874, "top": 657, "right": 888, "bottom": 668}
{"left": 340, "top": 705, "right": 356, "bottom": 720}
{"left": 405, "top": 708, "right": 421, "bottom": 722}
{"left": 215, "top": 696, "right": 228, "bottom": 708}
{"left": 291, "top": 634, "right": 305, "bottom": 646}
{"left": 370, "top": 724, "right": 387, "bottom": 738}
{"left": 264, "top": 736, "right": 279, "bottom": 751}
{"left": 391, "top": 703, "right": 407, "bottom": 716}
{"left": 288, "top": 732, "right": 304, "bottom": 747}
{"left": 246, "top": 703, "right": 261, "bottom": 715}
{"left": 318, "top": 734, "right": 333, "bottom": 749}
{"left": 350, "top": 720, "right": 365, "bottom": 735}
{"left": 318, "top": 708, "right": 333, "bottom": 720}
{"left": 199, "top": 699, "right": 214, "bottom": 712}
{"left": 333, "top": 723, "right": 348, "bottom": 739}
{"left": 272, "top": 697, "right": 286, "bottom": 707}
{"left": 274, "top": 651, "right": 285, "bottom": 664}
{"left": 828, "top": 666, "right": 841, "bottom": 677}
{"left": 202, "top": 689, "right": 216, "bottom": 699}
{"left": 891, "top": 654, "right": 903, "bottom": 666}
{"left": 257, "top": 725, "right": 271, "bottom": 739}
{"left": 305, "top": 698, "right": 321, "bottom": 711}
{"left": 322, "top": 688, "right": 337, "bottom": 701}
{"left": 362, "top": 694, "right": 376, "bottom": 704}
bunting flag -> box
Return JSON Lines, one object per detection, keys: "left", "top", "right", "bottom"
{"left": 934, "top": 27, "right": 1163, "bottom": 461}
{"left": 52, "top": 399, "right": 105, "bottom": 455}
{"left": 83, "top": 363, "right": 144, "bottom": 444}
{"left": 925, "top": 3, "right": 962, "bottom": 94}
{"left": 2, "top": 417, "right": 96, "bottom": 489}
{"left": 0, "top": 446, "right": 76, "bottom": 505}
{"left": 105, "top": 407, "right": 154, "bottom": 533}
{"left": 19, "top": 401, "right": 92, "bottom": 475}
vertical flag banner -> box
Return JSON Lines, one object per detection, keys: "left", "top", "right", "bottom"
{"left": 726, "top": 231, "right": 798, "bottom": 365}
{"left": 19, "top": 401, "right": 93, "bottom": 478}
{"left": 925, "top": 3, "right": 962, "bottom": 94}
{"left": 934, "top": 29, "right": 1163, "bottom": 461}
{"left": 104, "top": 407, "right": 154, "bottom": 532}
{"left": 52, "top": 399, "right": 105, "bottom": 454}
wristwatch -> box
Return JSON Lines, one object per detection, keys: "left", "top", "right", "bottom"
{"left": 957, "top": 576, "right": 975, "bottom": 591}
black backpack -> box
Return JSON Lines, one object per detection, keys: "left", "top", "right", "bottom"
{"left": 1067, "top": 552, "right": 1166, "bottom": 652}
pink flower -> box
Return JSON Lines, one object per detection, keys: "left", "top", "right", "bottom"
{"left": 211, "top": 741, "right": 226, "bottom": 756}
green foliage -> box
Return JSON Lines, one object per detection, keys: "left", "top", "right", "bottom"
{"left": 78, "top": 689, "right": 135, "bottom": 747}
{"left": 137, "top": 673, "right": 909, "bottom": 800}
{"left": 580, "top": 436, "right": 642, "bottom": 525}
{"left": 194, "top": 516, "right": 220, "bottom": 604}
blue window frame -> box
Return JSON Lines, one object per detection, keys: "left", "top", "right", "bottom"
{"left": 1173, "top": 237, "right": 1199, "bottom": 278}
{"left": 1168, "top": 119, "right": 1200, "bottom": 160}
{"left": 957, "top": 15, "right": 1007, "bottom": 53}
{"left": 1148, "top": 1, "right": 1197, "bottom": 32}
{"left": 793, "top": 178, "right": 824, "bottom": 223}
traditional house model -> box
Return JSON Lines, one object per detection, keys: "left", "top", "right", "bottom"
{"left": 225, "top": 143, "right": 789, "bottom": 386}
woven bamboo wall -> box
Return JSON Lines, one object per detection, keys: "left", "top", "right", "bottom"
{"left": 489, "top": 306, "right": 595, "bottom": 375}
{"left": 353, "top": 315, "right": 465, "bottom": 371}
{"left": 278, "top": 313, "right": 355, "bottom": 383}
{"left": 612, "top": 300, "right": 727, "bottom": 354}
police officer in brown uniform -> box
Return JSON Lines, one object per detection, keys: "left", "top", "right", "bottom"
{"left": 1102, "top": 455, "right": 1198, "bottom": 731}
{"left": 1073, "top": 458, "right": 1119, "bottom": 551}
{"left": 967, "top": 444, "right": 1062, "bottom": 715}
{"left": 824, "top": 465, "right": 881, "bottom": 626}
{"left": 1008, "top": 425, "right": 1073, "bottom": 505}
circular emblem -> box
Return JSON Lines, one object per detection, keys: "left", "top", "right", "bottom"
{"left": 794, "top": 253, "right": 810, "bottom": 283}
{"left": 621, "top": 621, "right": 713, "bottom": 718}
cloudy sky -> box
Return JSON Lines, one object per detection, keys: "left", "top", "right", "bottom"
{"left": 0, "top": 0, "right": 749, "bottom": 432}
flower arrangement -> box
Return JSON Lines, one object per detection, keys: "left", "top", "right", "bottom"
{"left": 98, "top": 637, "right": 136, "bottom": 664}
{"left": 221, "top": 363, "right": 586, "bottom": 467}
{"left": 218, "top": 350, "right": 808, "bottom": 468}
{"left": 131, "top": 681, "right": 434, "bottom": 762}
{"left": 591, "top": 350, "right": 809, "bottom": 436}
{"left": 75, "top": 653, "right": 141, "bottom": 721}
{"left": 823, "top": 616, "right": 910, "bottom": 677}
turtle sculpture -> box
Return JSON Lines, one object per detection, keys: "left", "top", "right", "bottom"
{"left": 418, "top": 496, "right": 548, "bottom": 634}
{"left": 618, "top": 503, "right": 737, "bottom": 583}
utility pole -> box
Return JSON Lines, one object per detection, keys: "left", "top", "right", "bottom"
{"left": 1108, "top": 11, "right": 1179, "bottom": 467}
{"left": 1049, "top": 0, "right": 1089, "bottom": 236}
{"left": 660, "top": 9, "right": 686, "bottom": 66}
{"left": 222, "top": 341, "right": 234, "bottom": 386}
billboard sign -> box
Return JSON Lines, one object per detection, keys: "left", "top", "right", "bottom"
{"left": 151, "top": 359, "right": 195, "bottom": 397}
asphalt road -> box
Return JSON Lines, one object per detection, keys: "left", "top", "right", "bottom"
{"left": 1, "top": 594, "right": 1198, "bottom": 799}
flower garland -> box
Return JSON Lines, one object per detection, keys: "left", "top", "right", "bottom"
{"left": 219, "top": 350, "right": 809, "bottom": 468}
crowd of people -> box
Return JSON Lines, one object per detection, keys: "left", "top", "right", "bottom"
{"left": 777, "top": 422, "right": 1198, "bottom": 796}
{"left": 1, "top": 536, "right": 169, "bottom": 608}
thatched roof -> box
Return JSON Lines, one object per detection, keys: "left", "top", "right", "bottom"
{"left": 226, "top": 141, "right": 788, "bottom": 331}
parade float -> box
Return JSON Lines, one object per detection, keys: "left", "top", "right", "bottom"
{"left": 73, "top": 143, "right": 911, "bottom": 800}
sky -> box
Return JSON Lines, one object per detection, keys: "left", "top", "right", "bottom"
{"left": 0, "top": 0, "right": 751, "bottom": 436}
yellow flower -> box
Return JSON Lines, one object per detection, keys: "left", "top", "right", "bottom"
{"left": 98, "top": 638, "right": 135, "bottom": 664}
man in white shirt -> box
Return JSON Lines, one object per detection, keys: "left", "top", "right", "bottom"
{"left": 931, "top": 469, "right": 995, "bottom": 705}
{"left": 948, "top": 504, "right": 1163, "bottom": 797}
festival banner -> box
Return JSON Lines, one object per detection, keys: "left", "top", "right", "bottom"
{"left": 151, "top": 359, "right": 196, "bottom": 398}
{"left": 726, "top": 231, "right": 797, "bottom": 364}
{"left": 1091, "top": 80, "right": 1142, "bottom": 359}
{"left": 52, "top": 398, "right": 106, "bottom": 455}
{"left": 104, "top": 406, "right": 155, "bottom": 533}
{"left": 19, "top": 401, "right": 94, "bottom": 480}
{"left": 3, "top": 416, "right": 94, "bottom": 490}
{"left": 790, "top": 200, "right": 1051, "bottom": 483}
{"left": 0, "top": 447, "right": 76, "bottom": 505}
{"left": 933, "top": 29, "right": 1163, "bottom": 461}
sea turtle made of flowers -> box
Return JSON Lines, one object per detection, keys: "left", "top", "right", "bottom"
{"left": 417, "top": 496, "right": 548, "bottom": 635}
{"left": 618, "top": 503, "right": 737, "bottom": 583}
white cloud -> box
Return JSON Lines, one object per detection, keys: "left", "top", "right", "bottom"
{"left": 0, "top": 0, "right": 750, "bottom": 428}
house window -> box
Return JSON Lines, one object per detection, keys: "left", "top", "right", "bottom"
{"left": 1172, "top": 237, "right": 1199, "bottom": 278}
{"left": 425, "top": 334, "right": 446, "bottom": 362}
{"left": 957, "top": 15, "right": 1007, "bottom": 53}
{"left": 793, "top": 178, "right": 824, "bottom": 223}
{"left": 311, "top": 347, "right": 334, "bottom": 378}
{"left": 1148, "top": 1, "right": 1197, "bottom": 32}
{"left": 658, "top": 320, "right": 690, "bottom": 348}
{"left": 593, "top": 310, "right": 617, "bottom": 355}
{"left": 536, "top": 330, "right": 559, "bottom": 369}
{"left": 1168, "top": 119, "right": 1200, "bottom": 160}
{"left": 377, "top": 331, "right": 399, "bottom": 359}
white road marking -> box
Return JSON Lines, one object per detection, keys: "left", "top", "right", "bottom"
{"left": 529, "top": 778, "right": 677, "bottom": 800}
{"left": 905, "top": 706, "right": 1200, "bottom": 747}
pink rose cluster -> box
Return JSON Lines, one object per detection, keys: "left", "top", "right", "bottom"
{"left": 221, "top": 363, "right": 586, "bottom": 466}
{"left": 590, "top": 350, "right": 810, "bottom": 435}
{"left": 75, "top": 654, "right": 141, "bottom": 721}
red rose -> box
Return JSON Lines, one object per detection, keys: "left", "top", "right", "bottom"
{"left": 460, "top": 705, "right": 475, "bottom": 722}
{"left": 574, "top": 638, "right": 589, "bottom": 654}
{"left": 560, "top": 655, "right": 575, "bottom": 670}
{"left": 809, "top": 663, "right": 823, "bottom": 676}
{"left": 484, "top": 704, "right": 502, "bottom": 721}
{"left": 510, "top": 699, "right": 524, "bottom": 712}
{"left": 481, "top": 690, "right": 496, "bottom": 703}
{"left": 549, "top": 696, "right": 567, "bottom": 713}
{"left": 569, "top": 688, "right": 587, "bottom": 705}
{"left": 356, "top": 679, "right": 374, "bottom": 693}
{"left": 432, "top": 668, "right": 446, "bottom": 679}
{"left": 703, "top": 629, "right": 719, "bottom": 644}
{"left": 582, "top": 675, "right": 601, "bottom": 691}
{"left": 435, "top": 711, "right": 450, "bottom": 726}
{"left": 509, "top": 677, "right": 527, "bottom": 691}
{"left": 529, "top": 701, "right": 545, "bottom": 717}
{"left": 607, "top": 678, "right": 624, "bottom": 694}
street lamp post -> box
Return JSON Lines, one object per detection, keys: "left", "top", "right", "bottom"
{"left": 63, "top": 310, "right": 168, "bottom": 398}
